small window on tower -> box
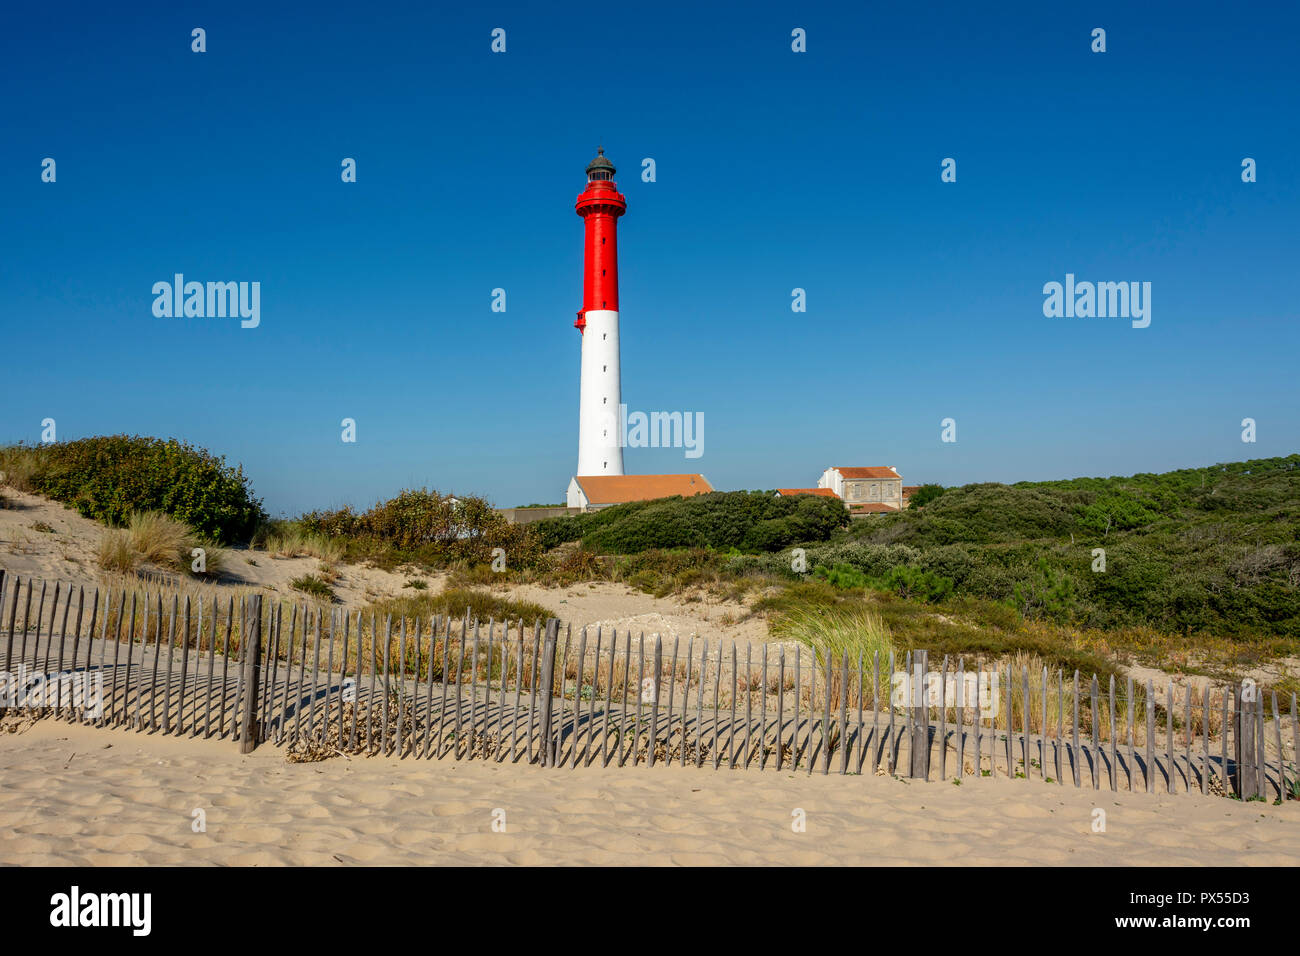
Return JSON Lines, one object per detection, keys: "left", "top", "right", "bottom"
{"left": 601, "top": 269, "right": 605, "bottom": 276}
{"left": 601, "top": 237, "right": 605, "bottom": 245}
{"left": 602, "top": 365, "right": 606, "bottom": 372}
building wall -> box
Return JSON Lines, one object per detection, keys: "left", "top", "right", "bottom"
{"left": 566, "top": 477, "right": 589, "bottom": 510}
{"left": 498, "top": 506, "right": 582, "bottom": 525}
{"left": 841, "top": 478, "right": 902, "bottom": 508}
{"left": 819, "top": 468, "right": 902, "bottom": 508}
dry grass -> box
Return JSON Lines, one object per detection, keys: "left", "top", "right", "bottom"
{"left": 262, "top": 527, "right": 344, "bottom": 562}
{"left": 92, "top": 511, "right": 225, "bottom": 577}
{"left": 127, "top": 511, "right": 192, "bottom": 566}
{"left": 0, "top": 445, "right": 39, "bottom": 492}
{"left": 96, "top": 530, "right": 136, "bottom": 573}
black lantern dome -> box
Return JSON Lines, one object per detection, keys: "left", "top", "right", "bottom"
{"left": 585, "top": 146, "right": 616, "bottom": 182}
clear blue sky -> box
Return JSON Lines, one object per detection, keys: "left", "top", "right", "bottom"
{"left": 2, "top": 1, "right": 1297, "bottom": 516}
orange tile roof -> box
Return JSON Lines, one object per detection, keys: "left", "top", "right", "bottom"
{"left": 834, "top": 466, "right": 901, "bottom": 479}
{"left": 902, "top": 485, "right": 921, "bottom": 495}
{"left": 848, "top": 503, "right": 900, "bottom": 513}
{"left": 776, "top": 488, "right": 839, "bottom": 498}
{"left": 574, "top": 474, "right": 712, "bottom": 505}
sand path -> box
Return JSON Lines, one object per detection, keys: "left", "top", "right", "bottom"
{"left": 1, "top": 721, "right": 1296, "bottom": 866}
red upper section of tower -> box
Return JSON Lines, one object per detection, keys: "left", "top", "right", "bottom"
{"left": 574, "top": 147, "right": 626, "bottom": 332}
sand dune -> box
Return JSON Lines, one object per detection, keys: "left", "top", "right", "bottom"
{"left": 1, "top": 720, "right": 1296, "bottom": 866}
{"left": 0, "top": 490, "right": 764, "bottom": 648}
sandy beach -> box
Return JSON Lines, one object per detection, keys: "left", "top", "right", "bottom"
{"left": 2, "top": 720, "right": 1296, "bottom": 866}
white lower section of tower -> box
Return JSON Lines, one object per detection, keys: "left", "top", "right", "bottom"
{"left": 576, "top": 309, "right": 623, "bottom": 476}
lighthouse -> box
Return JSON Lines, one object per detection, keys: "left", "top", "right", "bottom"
{"left": 574, "top": 147, "right": 626, "bottom": 477}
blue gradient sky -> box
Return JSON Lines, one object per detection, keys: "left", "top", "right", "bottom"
{"left": 2, "top": 1, "right": 1297, "bottom": 516}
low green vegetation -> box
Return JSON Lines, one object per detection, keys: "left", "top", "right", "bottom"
{"left": 289, "top": 574, "right": 334, "bottom": 600}
{"left": 849, "top": 455, "right": 1300, "bottom": 637}
{"left": 906, "top": 484, "right": 946, "bottom": 509}
{"left": 296, "top": 488, "right": 542, "bottom": 570}
{"left": 0, "top": 436, "right": 263, "bottom": 543}
{"left": 712, "top": 456, "right": 1300, "bottom": 678}
{"left": 534, "top": 490, "right": 848, "bottom": 553}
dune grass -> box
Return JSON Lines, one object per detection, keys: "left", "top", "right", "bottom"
{"left": 96, "top": 530, "right": 137, "bottom": 574}
{"left": 0, "top": 445, "right": 39, "bottom": 492}
{"left": 93, "top": 510, "right": 225, "bottom": 578}
{"left": 364, "top": 587, "right": 553, "bottom": 629}
{"left": 259, "top": 524, "right": 345, "bottom": 562}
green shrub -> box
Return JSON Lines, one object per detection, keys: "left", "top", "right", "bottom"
{"left": 536, "top": 491, "right": 848, "bottom": 554}
{"left": 907, "top": 484, "right": 945, "bottom": 508}
{"left": 1011, "top": 558, "right": 1077, "bottom": 622}
{"left": 4, "top": 436, "right": 263, "bottom": 543}
{"left": 872, "top": 565, "right": 955, "bottom": 603}
{"left": 812, "top": 562, "right": 870, "bottom": 590}
{"left": 301, "top": 489, "right": 543, "bottom": 569}
{"left": 290, "top": 574, "right": 334, "bottom": 599}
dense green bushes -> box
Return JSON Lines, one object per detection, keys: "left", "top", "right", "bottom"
{"left": 757, "top": 456, "right": 1300, "bottom": 637}
{"left": 906, "top": 484, "right": 945, "bottom": 508}
{"left": 1, "top": 436, "right": 263, "bottom": 543}
{"left": 535, "top": 491, "right": 848, "bottom": 554}
{"left": 300, "top": 488, "right": 542, "bottom": 568}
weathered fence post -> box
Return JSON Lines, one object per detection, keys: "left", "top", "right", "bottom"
{"left": 237, "top": 594, "right": 264, "bottom": 754}
{"left": 649, "top": 635, "right": 662, "bottom": 768}
{"left": 1234, "top": 683, "right": 1252, "bottom": 799}
{"left": 910, "top": 650, "right": 928, "bottom": 778}
{"left": 537, "top": 618, "right": 560, "bottom": 767}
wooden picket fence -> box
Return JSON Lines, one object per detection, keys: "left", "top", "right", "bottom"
{"left": 1, "top": 570, "right": 1296, "bottom": 801}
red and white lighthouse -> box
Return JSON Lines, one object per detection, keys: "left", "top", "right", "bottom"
{"left": 574, "top": 147, "right": 627, "bottom": 477}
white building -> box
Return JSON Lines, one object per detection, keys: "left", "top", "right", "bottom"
{"left": 817, "top": 466, "right": 903, "bottom": 513}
